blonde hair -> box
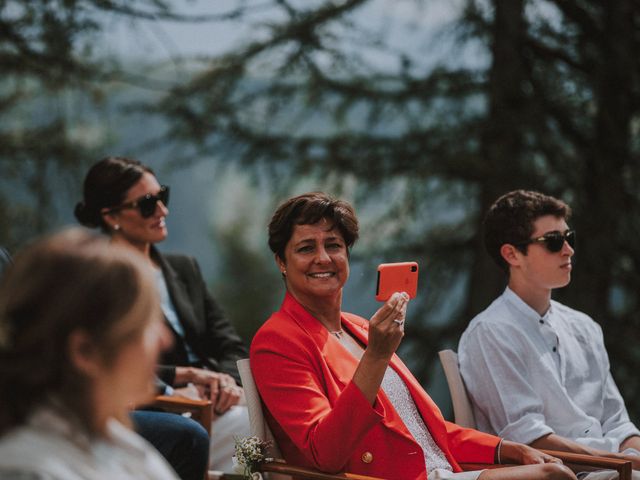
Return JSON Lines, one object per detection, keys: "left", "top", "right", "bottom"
{"left": 0, "top": 227, "right": 158, "bottom": 434}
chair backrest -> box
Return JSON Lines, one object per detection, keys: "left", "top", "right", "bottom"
{"left": 437, "top": 352, "right": 635, "bottom": 480}
{"left": 238, "top": 359, "right": 387, "bottom": 480}
{"left": 437, "top": 349, "right": 476, "bottom": 429}
{"left": 237, "top": 358, "right": 283, "bottom": 459}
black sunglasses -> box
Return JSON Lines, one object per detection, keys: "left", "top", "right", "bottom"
{"left": 519, "top": 230, "right": 575, "bottom": 253}
{"left": 106, "top": 185, "right": 170, "bottom": 218}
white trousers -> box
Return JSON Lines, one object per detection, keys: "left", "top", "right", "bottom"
{"left": 578, "top": 447, "right": 640, "bottom": 480}
{"left": 429, "top": 468, "right": 640, "bottom": 480}
{"left": 209, "top": 405, "right": 251, "bottom": 472}
{"left": 429, "top": 469, "right": 483, "bottom": 480}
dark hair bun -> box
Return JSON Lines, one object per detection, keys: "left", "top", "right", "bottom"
{"left": 76, "top": 157, "right": 154, "bottom": 232}
{"left": 74, "top": 202, "right": 100, "bottom": 228}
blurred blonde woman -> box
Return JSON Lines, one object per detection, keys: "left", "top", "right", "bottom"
{"left": 0, "top": 228, "right": 177, "bottom": 479}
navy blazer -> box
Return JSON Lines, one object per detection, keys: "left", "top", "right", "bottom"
{"left": 152, "top": 247, "right": 248, "bottom": 387}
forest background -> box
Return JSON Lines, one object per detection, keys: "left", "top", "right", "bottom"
{"left": 2, "top": 0, "right": 639, "bottom": 422}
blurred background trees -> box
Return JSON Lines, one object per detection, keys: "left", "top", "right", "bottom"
{"left": 1, "top": 0, "right": 103, "bottom": 247}
{"left": 0, "top": 0, "right": 182, "bottom": 248}
{"left": 2, "top": 0, "right": 639, "bottom": 420}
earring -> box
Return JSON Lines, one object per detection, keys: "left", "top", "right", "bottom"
{"left": 113, "top": 224, "right": 120, "bottom": 231}
{"left": 281, "top": 269, "right": 287, "bottom": 276}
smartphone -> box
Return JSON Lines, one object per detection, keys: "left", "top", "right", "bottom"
{"left": 375, "top": 262, "right": 419, "bottom": 302}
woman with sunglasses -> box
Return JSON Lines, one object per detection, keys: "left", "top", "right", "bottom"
{"left": 75, "top": 156, "right": 250, "bottom": 472}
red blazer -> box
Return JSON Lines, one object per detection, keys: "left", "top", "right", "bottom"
{"left": 250, "top": 293, "right": 500, "bottom": 480}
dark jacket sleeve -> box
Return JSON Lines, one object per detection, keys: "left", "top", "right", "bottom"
{"left": 190, "top": 257, "right": 248, "bottom": 384}
{"left": 156, "top": 365, "right": 176, "bottom": 389}
{"left": 158, "top": 250, "right": 248, "bottom": 385}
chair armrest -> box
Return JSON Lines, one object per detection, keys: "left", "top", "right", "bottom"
{"left": 462, "top": 450, "right": 632, "bottom": 480}
{"left": 540, "top": 450, "right": 632, "bottom": 480}
{"left": 460, "top": 463, "right": 514, "bottom": 471}
{"left": 254, "top": 453, "right": 631, "bottom": 480}
{"left": 260, "top": 460, "right": 385, "bottom": 479}
{"left": 152, "top": 395, "right": 213, "bottom": 435}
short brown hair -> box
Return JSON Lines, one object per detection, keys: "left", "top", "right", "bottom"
{"left": 0, "top": 228, "right": 157, "bottom": 434}
{"left": 484, "top": 190, "right": 571, "bottom": 272}
{"left": 268, "top": 192, "right": 359, "bottom": 261}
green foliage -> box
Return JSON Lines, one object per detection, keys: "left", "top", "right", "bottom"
{"left": 211, "top": 221, "right": 282, "bottom": 343}
{"left": 3, "top": 0, "right": 640, "bottom": 423}
{"left": 0, "top": 0, "right": 193, "bottom": 248}
{"left": 155, "top": 0, "right": 640, "bottom": 421}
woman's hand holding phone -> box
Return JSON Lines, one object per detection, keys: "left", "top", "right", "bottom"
{"left": 352, "top": 263, "right": 416, "bottom": 405}
{"left": 367, "top": 291, "right": 410, "bottom": 360}
{"left": 355, "top": 292, "right": 409, "bottom": 404}
{"left": 355, "top": 291, "right": 411, "bottom": 405}
{"left": 368, "top": 261, "right": 418, "bottom": 359}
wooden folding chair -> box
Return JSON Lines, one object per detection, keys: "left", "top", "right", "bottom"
{"left": 152, "top": 394, "right": 213, "bottom": 436}
{"left": 237, "top": 358, "right": 383, "bottom": 480}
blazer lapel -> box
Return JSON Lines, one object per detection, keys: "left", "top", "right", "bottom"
{"left": 280, "top": 294, "right": 456, "bottom": 466}
{"left": 392, "top": 357, "right": 448, "bottom": 444}
{"left": 292, "top": 308, "right": 415, "bottom": 443}
{"left": 385, "top": 345, "right": 453, "bottom": 460}
{"left": 281, "top": 293, "right": 360, "bottom": 386}
{"left": 343, "top": 312, "right": 452, "bottom": 453}
{"left": 152, "top": 248, "right": 201, "bottom": 338}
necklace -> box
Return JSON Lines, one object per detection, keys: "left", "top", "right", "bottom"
{"left": 329, "top": 329, "right": 344, "bottom": 339}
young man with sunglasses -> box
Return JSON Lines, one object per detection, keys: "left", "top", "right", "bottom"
{"left": 458, "top": 190, "right": 640, "bottom": 476}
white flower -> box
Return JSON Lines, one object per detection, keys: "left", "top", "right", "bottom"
{"left": 231, "top": 456, "right": 245, "bottom": 474}
{"left": 233, "top": 436, "right": 272, "bottom": 479}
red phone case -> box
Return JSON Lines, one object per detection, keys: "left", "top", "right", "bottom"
{"left": 375, "top": 262, "right": 419, "bottom": 301}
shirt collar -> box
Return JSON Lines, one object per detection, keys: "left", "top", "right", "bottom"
{"left": 503, "top": 286, "right": 553, "bottom": 324}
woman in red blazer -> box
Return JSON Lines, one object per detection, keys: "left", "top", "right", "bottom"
{"left": 250, "top": 192, "right": 576, "bottom": 480}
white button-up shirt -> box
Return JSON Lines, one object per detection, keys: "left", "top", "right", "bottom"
{"left": 458, "top": 287, "right": 639, "bottom": 451}
{"left": 0, "top": 404, "right": 178, "bottom": 479}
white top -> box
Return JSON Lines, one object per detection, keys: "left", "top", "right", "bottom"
{"left": 458, "top": 287, "right": 639, "bottom": 451}
{"left": 381, "top": 365, "right": 452, "bottom": 474}
{"left": 0, "top": 404, "right": 179, "bottom": 480}
{"left": 335, "top": 332, "right": 452, "bottom": 474}
{"left": 154, "top": 269, "right": 198, "bottom": 363}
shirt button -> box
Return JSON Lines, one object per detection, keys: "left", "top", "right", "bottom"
{"left": 539, "top": 319, "right": 544, "bottom": 324}
{"left": 361, "top": 452, "right": 373, "bottom": 464}
{"left": 552, "top": 347, "right": 557, "bottom": 352}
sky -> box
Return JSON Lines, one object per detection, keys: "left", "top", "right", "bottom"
{"left": 98, "top": 0, "right": 469, "bottom": 71}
